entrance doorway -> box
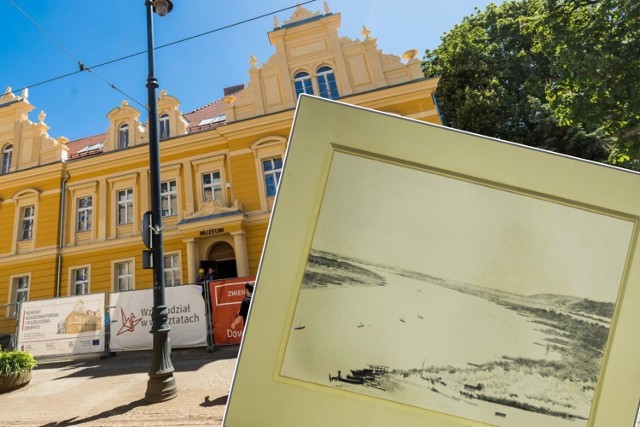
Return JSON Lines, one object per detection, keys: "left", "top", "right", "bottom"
{"left": 201, "top": 241, "right": 237, "bottom": 280}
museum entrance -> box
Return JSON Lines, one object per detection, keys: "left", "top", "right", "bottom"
{"left": 201, "top": 241, "right": 237, "bottom": 280}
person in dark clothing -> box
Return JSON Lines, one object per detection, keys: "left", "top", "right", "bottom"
{"left": 230, "top": 283, "right": 254, "bottom": 330}
{"left": 205, "top": 267, "right": 218, "bottom": 281}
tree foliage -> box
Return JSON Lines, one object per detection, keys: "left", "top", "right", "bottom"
{"left": 423, "top": 0, "right": 640, "bottom": 167}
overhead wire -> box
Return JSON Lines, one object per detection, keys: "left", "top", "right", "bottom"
{"left": 5, "top": 0, "right": 318, "bottom": 109}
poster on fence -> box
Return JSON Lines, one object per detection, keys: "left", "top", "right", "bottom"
{"left": 109, "top": 285, "right": 207, "bottom": 351}
{"left": 209, "top": 276, "right": 255, "bottom": 345}
{"left": 17, "top": 294, "right": 105, "bottom": 357}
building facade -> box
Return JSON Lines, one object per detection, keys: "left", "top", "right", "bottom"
{"left": 0, "top": 5, "right": 439, "bottom": 334}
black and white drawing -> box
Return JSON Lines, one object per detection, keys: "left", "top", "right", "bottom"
{"left": 280, "top": 151, "right": 634, "bottom": 427}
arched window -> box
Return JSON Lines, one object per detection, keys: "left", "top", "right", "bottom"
{"left": 293, "top": 71, "right": 314, "bottom": 97}
{"left": 159, "top": 114, "right": 170, "bottom": 140}
{"left": 1, "top": 144, "right": 13, "bottom": 174}
{"left": 317, "top": 66, "right": 339, "bottom": 99}
{"left": 118, "top": 124, "right": 129, "bottom": 149}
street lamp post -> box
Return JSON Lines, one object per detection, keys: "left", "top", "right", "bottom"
{"left": 144, "top": 0, "right": 177, "bottom": 403}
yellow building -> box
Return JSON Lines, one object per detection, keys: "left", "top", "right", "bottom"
{"left": 0, "top": 5, "right": 439, "bottom": 338}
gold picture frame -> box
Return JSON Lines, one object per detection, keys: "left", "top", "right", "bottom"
{"left": 224, "top": 95, "right": 640, "bottom": 426}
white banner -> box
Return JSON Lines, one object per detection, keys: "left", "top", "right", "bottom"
{"left": 109, "top": 285, "right": 207, "bottom": 351}
{"left": 17, "top": 294, "right": 106, "bottom": 357}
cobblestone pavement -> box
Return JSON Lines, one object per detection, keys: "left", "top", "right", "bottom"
{"left": 0, "top": 346, "right": 239, "bottom": 426}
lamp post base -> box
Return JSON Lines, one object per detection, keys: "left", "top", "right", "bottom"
{"left": 145, "top": 374, "right": 177, "bottom": 403}
{"left": 144, "top": 328, "right": 177, "bottom": 403}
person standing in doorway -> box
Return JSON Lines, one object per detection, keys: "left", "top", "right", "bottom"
{"left": 205, "top": 267, "right": 218, "bottom": 281}
{"left": 196, "top": 268, "right": 206, "bottom": 285}
{"left": 231, "top": 283, "right": 254, "bottom": 330}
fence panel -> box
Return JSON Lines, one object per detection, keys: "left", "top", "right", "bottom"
{"left": 0, "top": 303, "right": 19, "bottom": 350}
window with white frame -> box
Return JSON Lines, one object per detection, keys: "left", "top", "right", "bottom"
{"left": 293, "top": 71, "right": 314, "bottom": 97}
{"left": 1, "top": 144, "right": 12, "bottom": 174}
{"left": 164, "top": 253, "right": 180, "bottom": 287}
{"left": 317, "top": 66, "right": 339, "bottom": 99}
{"left": 76, "top": 196, "right": 92, "bottom": 231}
{"left": 117, "top": 189, "right": 133, "bottom": 225}
{"left": 202, "top": 171, "right": 223, "bottom": 203}
{"left": 115, "top": 261, "right": 133, "bottom": 291}
{"left": 72, "top": 267, "right": 89, "bottom": 295}
{"left": 161, "top": 180, "right": 177, "bottom": 217}
{"left": 20, "top": 205, "right": 35, "bottom": 240}
{"left": 159, "top": 114, "right": 170, "bottom": 140}
{"left": 9, "top": 276, "right": 29, "bottom": 317}
{"left": 262, "top": 157, "right": 283, "bottom": 197}
{"left": 118, "top": 124, "right": 129, "bottom": 149}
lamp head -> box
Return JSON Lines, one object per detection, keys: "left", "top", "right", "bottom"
{"left": 152, "top": 0, "right": 173, "bottom": 16}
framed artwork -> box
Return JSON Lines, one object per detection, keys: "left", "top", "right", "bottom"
{"left": 224, "top": 95, "right": 640, "bottom": 426}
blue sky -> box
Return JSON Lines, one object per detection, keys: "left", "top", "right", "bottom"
{"left": 0, "top": 0, "right": 501, "bottom": 142}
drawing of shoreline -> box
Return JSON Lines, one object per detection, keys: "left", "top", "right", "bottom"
{"left": 281, "top": 250, "right": 615, "bottom": 426}
{"left": 280, "top": 151, "right": 633, "bottom": 426}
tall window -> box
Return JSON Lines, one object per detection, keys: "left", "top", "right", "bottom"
{"left": 117, "top": 189, "right": 133, "bottom": 224}
{"left": 9, "top": 276, "right": 29, "bottom": 317}
{"left": 159, "top": 114, "right": 170, "bottom": 140}
{"left": 1, "top": 144, "right": 12, "bottom": 174}
{"left": 161, "top": 180, "right": 177, "bottom": 217}
{"left": 317, "top": 66, "right": 339, "bottom": 99}
{"left": 164, "top": 254, "right": 180, "bottom": 287}
{"left": 118, "top": 124, "right": 129, "bottom": 149}
{"left": 115, "top": 261, "right": 133, "bottom": 291}
{"left": 293, "top": 71, "right": 314, "bottom": 97}
{"left": 72, "top": 268, "right": 89, "bottom": 295}
{"left": 262, "top": 157, "right": 283, "bottom": 197}
{"left": 202, "top": 172, "right": 223, "bottom": 203}
{"left": 20, "top": 205, "right": 35, "bottom": 240}
{"left": 77, "top": 196, "right": 92, "bottom": 231}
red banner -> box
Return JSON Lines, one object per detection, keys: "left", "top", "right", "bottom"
{"left": 209, "top": 276, "right": 255, "bottom": 345}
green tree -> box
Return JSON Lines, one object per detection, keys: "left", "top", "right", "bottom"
{"left": 539, "top": 0, "right": 640, "bottom": 166}
{"left": 423, "top": 0, "right": 638, "bottom": 166}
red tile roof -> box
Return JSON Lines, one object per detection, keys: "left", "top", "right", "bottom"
{"left": 66, "top": 133, "right": 106, "bottom": 158}
{"left": 183, "top": 98, "right": 227, "bottom": 133}
{"left": 64, "top": 91, "right": 239, "bottom": 159}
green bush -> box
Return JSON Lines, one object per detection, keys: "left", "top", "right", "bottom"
{"left": 0, "top": 347, "right": 37, "bottom": 375}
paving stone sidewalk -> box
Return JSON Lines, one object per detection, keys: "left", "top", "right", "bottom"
{"left": 0, "top": 346, "right": 239, "bottom": 426}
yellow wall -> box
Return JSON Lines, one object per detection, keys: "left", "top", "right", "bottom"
{"left": 0, "top": 5, "right": 440, "bottom": 324}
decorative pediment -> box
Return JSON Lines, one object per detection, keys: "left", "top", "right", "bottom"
{"left": 183, "top": 200, "right": 242, "bottom": 220}
{"left": 283, "top": 5, "right": 321, "bottom": 26}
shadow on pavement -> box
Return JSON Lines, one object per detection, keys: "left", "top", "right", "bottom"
{"left": 35, "top": 346, "right": 239, "bottom": 381}
{"left": 39, "top": 399, "right": 148, "bottom": 426}
{"left": 201, "top": 394, "right": 228, "bottom": 407}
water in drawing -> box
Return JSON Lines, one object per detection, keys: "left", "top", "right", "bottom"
{"left": 281, "top": 250, "right": 613, "bottom": 427}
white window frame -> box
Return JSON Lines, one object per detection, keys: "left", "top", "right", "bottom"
{"left": 159, "top": 114, "right": 170, "bottom": 140}
{"left": 108, "top": 174, "right": 138, "bottom": 239}
{"left": 7, "top": 274, "right": 30, "bottom": 318}
{"left": 262, "top": 157, "right": 283, "bottom": 198}
{"left": 317, "top": 65, "right": 339, "bottom": 100}
{"left": 117, "top": 188, "right": 134, "bottom": 225}
{"left": 118, "top": 124, "right": 129, "bottom": 149}
{"left": 1, "top": 143, "right": 13, "bottom": 174}
{"left": 161, "top": 179, "right": 177, "bottom": 217}
{"left": 251, "top": 137, "right": 287, "bottom": 212}
{"left": 201, "top": 171, "right": 223, "bottom": 204}
{"left": 163, "top": 252, "right": 181, "bottom": 287}
{"left": 12, "top": 189, "right": 40, "bottom": 253}
{"left": 113, "top": 259, "right": 135, "bottom": 292}
{"left": 20, "top": 205, "right": 35, "bottom": 241}
{"left": 68, "top": 181, "right": 99, "bottom": 245}
{"left": 76, "top": 196, "right": 93, "bottom": 232}
{"left": 70, "top": 266, "right": 90, "bottom": 296}
{"left": 293, "top": 71, "right": 314, "bottom": 97}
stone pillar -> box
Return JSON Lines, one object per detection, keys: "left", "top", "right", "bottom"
{"left": 232, "top": 231, "right": 249, "bottom": 277}
{"left": 184, "top": 238, "right": 197, "bottom": 284}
